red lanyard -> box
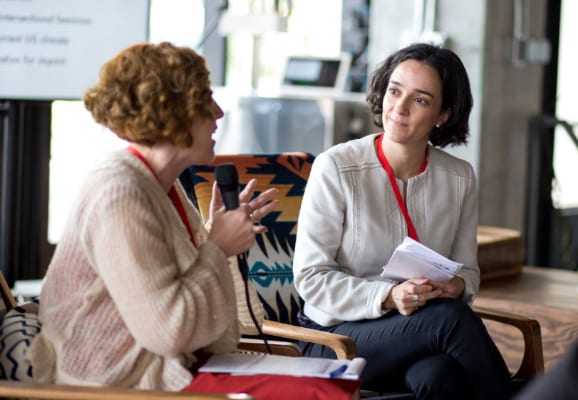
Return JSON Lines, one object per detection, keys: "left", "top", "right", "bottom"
{"left": 126, "top": 146, "right": 197, "bottom": 248}
{"left": 375, "top": 134, "right": 427, "bottom": 241}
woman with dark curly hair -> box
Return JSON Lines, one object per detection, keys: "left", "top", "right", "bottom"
{"left": 25, "top": 42, "right": 357, "bottom": 400}
{"left": 293, "top": 43, "right": 514, "bottom": 399}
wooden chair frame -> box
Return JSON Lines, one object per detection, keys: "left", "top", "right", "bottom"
{"left": 473, "top": 306, "right": 544, "bottom": 379}
{"left": 0, "top": 380, "right": 255, "bottom": 400}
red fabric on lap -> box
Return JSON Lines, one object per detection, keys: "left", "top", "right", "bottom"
{"left": 184, "top": 372, "right": 359, "bottom": 400}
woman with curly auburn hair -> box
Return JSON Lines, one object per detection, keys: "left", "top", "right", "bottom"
{"left": 294, "top": 43, "right": 514, "bottom": 399}
{"left": 83, "top": 42, "right": 215, "bottom": 147}
{"left": 25, "top": 42, "right": 358, "bottom": 399}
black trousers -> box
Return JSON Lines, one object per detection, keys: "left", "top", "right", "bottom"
{"left": 299, "top": 298, "right": 514, "bottom": 400}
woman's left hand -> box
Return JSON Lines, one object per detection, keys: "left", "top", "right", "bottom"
{"left": 429, "top": 276, "right": 466, "bottom": 299}
{"left": 240, "top": 179, "right": 279, "bottom": 233}
{"left": 208, "top": 179, "right": 279, "bottom": 234}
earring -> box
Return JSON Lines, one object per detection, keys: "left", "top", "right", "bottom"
{"left": 435, "top": 124, "right": 440, "bottom": 128}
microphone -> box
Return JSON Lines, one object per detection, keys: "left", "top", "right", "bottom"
{"left": 215, "top": 163, "right": 249, "bottom": 282}
{"left": 215, "top": 162, "right": 240, "bottom": 211}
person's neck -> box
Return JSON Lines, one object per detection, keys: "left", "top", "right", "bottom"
{"left": 381, "top": 137, "right": 428, "bottom": 183}
{"left": 129, "top": 143, "right": 184, "bottom": 192}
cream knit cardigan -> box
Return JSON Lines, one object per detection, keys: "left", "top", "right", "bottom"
{"left": 26, "top": 150, "right": 263, "bottom": 391}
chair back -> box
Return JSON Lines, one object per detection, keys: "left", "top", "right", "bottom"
{"left": 0, "top": 271, "right": 41, "bottom": 381}
{"left": 0, "top": 272, "right": 16, "bottom": 320}
{"left": 182, "top": 153, "right": 314, "bottom": 326}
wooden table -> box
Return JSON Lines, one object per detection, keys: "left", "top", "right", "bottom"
{"left": 475, "top": 266, "right": 578, "bottom": 373}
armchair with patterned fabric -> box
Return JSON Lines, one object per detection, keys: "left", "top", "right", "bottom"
{"left": 182, "top": 152, "right": 544, "bottom": 399}
{"left": 181, "top": 152, "right": 355, "bottom": 360}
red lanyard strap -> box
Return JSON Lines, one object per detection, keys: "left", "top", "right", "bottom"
{"left": 375, "top": 135, "right": 427, "bottom": 241}
{"left": 126, "top": 146, "right": 197, "bottom": 247}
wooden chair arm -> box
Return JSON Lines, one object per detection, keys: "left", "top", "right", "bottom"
{"left": 260, "top": 320, "right": 357, "bottom": 360}
{"left": 237, "top": 337, "right": 303, "bottom": 357}
{"left": 0, "top": 380, "right": 255, "bottom": 400}
{"left": 473, "top": 305, "right": 544, "bottom": 379}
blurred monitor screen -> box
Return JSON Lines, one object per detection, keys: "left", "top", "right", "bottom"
{"left": 0, "top": 0, "right": 150, "bottom": 100}
{"left": 281, "top": 54, "right": 350, "bottom": 93}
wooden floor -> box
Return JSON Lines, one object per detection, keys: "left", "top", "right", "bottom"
{"left": 475, "top": 266, "right": 578, "bottom": 373}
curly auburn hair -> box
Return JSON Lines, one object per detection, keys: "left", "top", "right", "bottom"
{"left": 83, "top": 42, "right": 213, "bottom": 147}
{"left": 366, "top": 43, "right": 473, "bottom": 148}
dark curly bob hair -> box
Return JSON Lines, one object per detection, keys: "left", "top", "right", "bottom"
{"left": 366, "top": 43, "right": 473, "bottom": 148}
{"left": 83, "top": 42, "right": 213, "bottom": 147}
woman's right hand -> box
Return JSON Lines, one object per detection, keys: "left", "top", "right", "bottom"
{"left": 207, "top": 204, "right": 255, "bottom": 257}
{"left": 383, "top": 278, "right": 442, "bottom": 316}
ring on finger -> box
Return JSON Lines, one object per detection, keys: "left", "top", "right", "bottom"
{"left": 413, "top": 294, "right": 420, "bottom": 308}
{"left": 250, "top": 213, "right": 261, "bottom": 225}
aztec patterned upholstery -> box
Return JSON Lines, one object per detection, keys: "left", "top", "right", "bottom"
{"left": 181, "top": 152, "right": 314, "bottom": 326}
{"left": 0, "top": 300, "right": 40, "bottom": 381}
{"left": 0, "top": 271, "right": 39, "bottom": 382}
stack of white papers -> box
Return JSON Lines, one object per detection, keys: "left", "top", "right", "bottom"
{"left": 380, "top": 237, "right": 463, "bottom": 282}
{"left": 199, "top": 352, "right": 366, "bottom": 380}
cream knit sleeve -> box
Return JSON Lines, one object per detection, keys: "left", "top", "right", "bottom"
{"left": 202, "top": 257, "right": 264, "bottom": 355}
{"left": 229, "top": 256, "right": 265, "bottom": 335}
{"left": 182, "top": 182, "right": 264, "bottom": 336}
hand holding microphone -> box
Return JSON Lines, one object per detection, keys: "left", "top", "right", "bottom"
{"left": 208, "top": 169, "right": 279, "bottom": 236}
{"left": 209, "top": 163, "right": 255, "bottom": 281}
{"left": 207, "top": 164, "right": 255, "bottom": 263}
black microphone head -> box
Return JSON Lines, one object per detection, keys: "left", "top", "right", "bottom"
{"left": 215, "top": 163, "right": 240, "bottom": 210}
{"left": 215, "top": 163, "right": 239, "bottom": 190}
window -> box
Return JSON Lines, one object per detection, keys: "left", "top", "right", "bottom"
{"left": 49, "top": 0, "right": 344, "bottom": 243}
{"left": 552, "top": 0, "right": 578, "bottom": 210}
